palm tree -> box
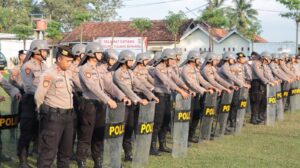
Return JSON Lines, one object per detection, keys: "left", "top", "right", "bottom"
{"left": 230, "top": 0, "right": 258, "bottom": 32}
{"left": 207, "top": 0, "right": 225, "bottom": 9}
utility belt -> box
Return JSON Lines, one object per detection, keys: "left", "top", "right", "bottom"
{"left": 43, "top": 104, "right": 73, "bottom": 115}
{"left": 154, "top": 92, "right": 170, "bottom": 97}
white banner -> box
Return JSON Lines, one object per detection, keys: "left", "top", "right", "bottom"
{"left": 94, "top": 37, "right": 147, "bottom": 55}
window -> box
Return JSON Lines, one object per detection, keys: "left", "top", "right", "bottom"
{"left": 228, "top": 48, "right": 231, "bottom": 51}
{"left": 223, "top": 48, "right": 226, "bottom": 51}
{"left": 209, "top": 47, "right": 211, "bottom": 52}
{"left": 199, "top": 48, "right": 202, "bottom": 51}
{"left": 233, "top": 48, "right": 235, "bottom": 52}
{"left": 241, "top": 47, "right": 244, "bottom": 51}
{"left": 204, "top": 48, "right": 206, "bottom": 52}
{"left": 247, "top": 47, "right": 250, "bottom": 51}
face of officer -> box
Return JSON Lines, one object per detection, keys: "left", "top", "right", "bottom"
{"left": 239, "top": 57, "right": 246, "bottom": 64}
{"left": 195, "top": 59, "right": 200, "bottom": 65}
{"left": 19, "top": 53, "right": 26, "bottom": 63}
{"left": 95, "top": 52, "right": 103, "bottom": 62}
{"left": 229, "top": 59, "right": 235, "bottom": 64}
{"left": 126, "top": 60, "right": 134, "bottom": 68}
{"left": 57, "top": 55, "right": 73, "bottom": 71}
{"left": 108, "top": 58, "right": 116, "bottom": 66}
{"left": 212, "top": 59, "right": 218, "bottom": 66}
{"left": 143, "top": 59, "right": 149, "bottom": 66}
{"left": 167, "top": 58, "right": 176, "bottom": 66}
{"left": 40, "top": 49, "right": 48, "bottom": 60}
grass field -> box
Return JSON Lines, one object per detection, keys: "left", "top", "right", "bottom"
{"left": 1, "top": 85, "right": 300, "bottom": 167}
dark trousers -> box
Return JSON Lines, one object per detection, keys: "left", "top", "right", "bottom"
{"left": 37, "top": 104, "right": 74, "bottom": 168}
{"left": 189, "top": 94, "right": 203, "bottom": 138}
{"left": 152, "top": 93, "right": 171, "bottom": 144}
{"left": 76, "top": 99, "right": 100, "bottom": 162}
{"left": 250, "top": 80, "right": 267, "bottom": 119}
{"left": 228, "top": 90, "right": 240, "bottom": 127}
{"left": 17, "top": 94, "right": 38, "bottom": 157}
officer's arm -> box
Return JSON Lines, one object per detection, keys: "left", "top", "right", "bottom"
{"left": 9, "top": 68, "right": 22, "bottom": 89}
{"left": 132, "top": 76, "right": 157, "bottom": 101}
{"left": 79, "top": 67, "right": 110, "bottom": 104}
{"left": 102, "top": 73, "right": 126, "bottom": 101}
{"left": 280, "top": 64, "right": 295, "bottom": 78}
{"left": 113, "top": 70, "right": 141, "bottom": 104}
{"left": 154, "top": 67, "right": 178, "bottom": 90}
{"left": 170, "top": 70, "right": 188, "bottom": 90}
{"left": 202, "top": 67, "right": 226, "bottom": 90}
{"left": 34, "top": 73, "right": 52, "bottom": 110}
{"left": 222, "top": 64, "right": 244, "bottom": 87}
{"left": 0, "top": 74, "right": 20, "bottom": 98}
{"left": 196, "top": 72, "right": 213, "bottom": 89}
{"left": 68, "top": 69, "right": 83, "bottom": 91}
{"left": 252, "top": 62, "right": 269, "bottom": 84}
{"left": 214, "top": 68, "right": 232, "bottom": 89}
{"left": 21, "top": 64, "right": 36, "bottom": 94}
{"left": 146, "top": 72, "right": 155, "bottom": 85}
{"left": 270, "top": 64, "right": 289, "bottom": 82}
{"left": 182, "top": 67, "right": 206, "bottom": 94}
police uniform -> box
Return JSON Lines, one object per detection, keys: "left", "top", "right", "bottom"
{"left": 35, "top": 62, "right": 74, "bottom": 167}
{"left": 113, "top": 61, "right": 157, "bottom": 160}
{"left": 18, "top": 58, "right": 47, "bottom": 162}
{"left": 77, "top": 61, "right": 125, "bottom": 166}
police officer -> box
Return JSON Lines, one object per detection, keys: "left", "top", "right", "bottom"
{"left": 173, "top": 48, "right": 183, "bottom": 76}
{"left": 0, "top": 74, "right": 21, "bottom": 163}
{"left": 250, "top": 51, "right": 276, "bottom": 124}
{"left": 148, "top": 52, "right": 162, "bottom": 67}
{"left": 9, "top": 50, "right": 26, "bottom": 140}
{"left": 150, "top": 48, "right": 189, "bottom": 155}
{"left": 132, "top": 52, "right": 155, "bottom": 91}
{"left": 69, "top": 44, "right": 85, "bottom": 160}
{"left": 18, "top": 39, "right": 49, "bottom": 168}
{"left": 181, "top": 50, "right": 214, "bottom": 143}
{"left": 269, "top": 53, "right": 291, "bottom": 83}
{"left": 76, "top": 42, "right": 129, "bottom": 168}
{"left": 279, "top": 52, "right": 296, "bottom": 80}
{"left": 112, "top": 50, "right": 159, "bottom": 161}
{"left": 34, "top": 46, "right": 74, "bottom": 168}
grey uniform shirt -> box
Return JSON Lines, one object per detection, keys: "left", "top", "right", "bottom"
{"left": 244, "top": 63, "right": 253, "bottom": 83}
{"left": 9, "top": 64, "right": 23, "bottom": 90}
{"left": 280, "top": 62, "right": 295, "bottom": 78}
{"left": 113, "top": 67, "right": 156, "bottom": 104}
{"left": 262, "top": 64, "right": 276, "bottom": 83}
{"left": 220, "top": 62, "right": 244, "bottom": 87}
{"left": 269, "top": 62, "right": 290, "bottom": 82}
{"left": 68, "top": 62, "right": 82, "bottom": 92}
{"left": 35, "top": 64, "right": 73, "bottom": 110}
{"left": 202, "top": 65, "right": 231, "bottom": 90}
{"left": 80, "top": 62, "right": 125, "bottom": 103}
{"left": 21, "top": 59, "right": 47, "bottom": 95}
{"left": 251, "top": 60, "right": 269, "bottom": 84}
{"left": 133, "top": 65, "right": 155, "bottom": 91}
{"left": 181, "top": 64, "right": 206, "bottom": 94}
{"left": 152, "top": 63, "right": 182, "bottom": 94}
{"left": 0, "top": 74, "right": 19, "bottom": 97}
{"left": 231, "top": 63, "right": 247, "bottom": 87}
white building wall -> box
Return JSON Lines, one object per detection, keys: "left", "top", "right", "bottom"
{"left": 214, "top": 33, "right": 250, "bottom": 56}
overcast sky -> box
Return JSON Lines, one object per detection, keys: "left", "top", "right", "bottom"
{"left": 116, "top": 0, "right": 297, "bottom": 43}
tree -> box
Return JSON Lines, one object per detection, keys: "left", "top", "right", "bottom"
{"left": 276, "top": 0, "right": 300, "bottom": 54}
{"left": 165, "top": 11, "right": 187, "bottom": 47}
{"left": 230, "top": 0, "right": 258, "bottom": 32}
{"left": 242, "top": 21, "right": 262, "bottom": 51}
{"left": 89, "top": 0, "right": 123, "bottom": 22}
{"left": 71, "top": 11, "right": 92, "bottom": 43}
{"left": 130, "top": 18, "right": 152, "bottom": 52}
{"left": 12, "top": 24, "right": 33, "bottom": 49}
{"left": 46, "top": 20, "right": 63, "bottom": 42}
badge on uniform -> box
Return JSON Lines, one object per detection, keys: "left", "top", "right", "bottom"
{"left": 25, "top": 67, "right": 31, "bottom": 75}
{"left": 43, "top": 76, "right": 51, "bottom": 87}
{"left": 84, "top": 71, "right": 91, "bottom": 78}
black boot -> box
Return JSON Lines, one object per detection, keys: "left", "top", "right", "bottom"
{"left": 93, "top": 157, "right": 102, "bottom": 168}
{"left": 150, "top": 139, "right": 160, "bottom": 156}
{"left": 158, "top": 131, "right": 171, "bottom": 153}
{"left": 124, "top": 152, "right": 132, "bottom": 162}
{"left": 18, "top": 148, "right": 31, "bottom": 168}
{"left": 188, "top": 128, "right": 199, "bottom": 143}
{"left": 250, "top": 113, "right": 259, "bottom": 125}
{"left": 77, "top": 161, "right": 86, "bottom": 168}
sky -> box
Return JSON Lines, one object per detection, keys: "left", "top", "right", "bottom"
{"left": 116, "top": 0, "right": 298, "bottom": 43}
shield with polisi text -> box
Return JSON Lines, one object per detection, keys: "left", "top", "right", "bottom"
{"left": 235, "top": 87, "right": 249, "bottom": 134}
{"left": 132, "top": 101, "right": 155, "bottom": 168}
{"left": 276, "top": 84, "right": 284, "bottom": 121}
{"left": 103, "top": 102, "right": 126, "bottom": 168}
{"left": 172, "top": 94, "right": 191, "bottom": 158}
{"left": 266, "top": 85, "right": 277, "bottom": 126}
{"left": 214, "top": 91, "right": 233, "bottom": 137}
{"left": 199, "top": 92, "right": 217, "bottom": 141}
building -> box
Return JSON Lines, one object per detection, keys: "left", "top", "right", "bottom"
{"left": 61, "top": 19, "right": 267, "bottom": 57}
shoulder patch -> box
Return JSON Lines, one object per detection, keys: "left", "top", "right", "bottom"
{"left": 84, "top": 71, "right": 91, "bottom": 78}
{"left": 25, "top": 67, "right": 31, "bottom": 75}
{"left": 43, "top": 75, "right": 52, "bottom": 88}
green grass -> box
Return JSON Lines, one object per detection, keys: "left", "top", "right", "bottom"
{"left": 1, "top": 84, "right": 300, "bottom": 168}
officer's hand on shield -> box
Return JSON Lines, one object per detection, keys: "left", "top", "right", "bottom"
{"left": 206, "top": 89, "right": 214, "bottom": 94}
{"left": 179, "top": 89, "right": 189, "bottom": 100}
{"left": 15, "top": 93, "right": 22, "bottom": 102}
{"left": 190, "top": 91, "right": 196, "bottom": 97}
{"left": 123, "top": 97, "right": 132, "bottom": 106}
{"left": 244, "top": 84, "right": 251, "bottom": 89}
{"left": 107, "top": 99, "right": 117, "bottom": 109}
{"left": 225, "top": 89, "right": 232, "bottom": 94}
{"left": 139, "top": 99, "right": 148, "bottom": 106}
{"left": 0, "top": 96, "right": 5, "bottom": 102}
{"left": 268, "top": 82, "right": 275, "bottom": 87}
{"left": 153, "top": 97, "right": 160, "bottom": 104}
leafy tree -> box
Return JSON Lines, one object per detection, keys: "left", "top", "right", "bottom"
{"left": 11, "top": 24, "right": 33, "bottom": 49}
{"left": 165, "top": 11, "right": 187, "bottom": 47}
{"left": 276, "top": 0, "right": 300, "bottom": 54}
{"left": 130, "top": 18, "right": 153, "bottom": 52}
